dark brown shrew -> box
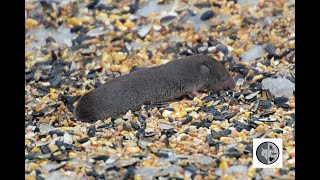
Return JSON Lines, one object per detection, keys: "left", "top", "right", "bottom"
{"left": 74, "top": 54, "right": 235, "bottom": 122}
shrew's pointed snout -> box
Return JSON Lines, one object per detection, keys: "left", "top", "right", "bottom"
{"left": 223, "top": 77, "right": 236, "bottom": 90}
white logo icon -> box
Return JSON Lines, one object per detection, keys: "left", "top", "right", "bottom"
{"left": 253, "top": 138, "right": 283, "bottom": 168}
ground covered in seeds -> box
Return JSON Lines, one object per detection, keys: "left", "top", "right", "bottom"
{"left": 25, "top": 0, "right": 295, "bottom": 179}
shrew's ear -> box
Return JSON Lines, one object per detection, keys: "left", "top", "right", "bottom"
{"left": 200, "top": 63, "right": 210, "bottom": 75}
